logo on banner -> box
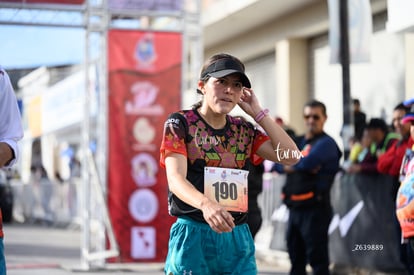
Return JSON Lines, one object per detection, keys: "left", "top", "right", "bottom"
{"left": 125, "top": 81, "right": 163, "bottom": 115}
{"left": 221, "top": 169, "right": 227, "bottom": 180}
{"left": 133, "top": 118, "right": 156, "bottom": 151}
{"left": 131, "top": 226, "right": 156, "bottom": 259}
{"left": 129, "top": 189, "right": 159, "bottom": 223}
{"left": 328, "top": 201, "right": 364, "bottom": 237}
{"left": 131, "top": 153, "right": 158, "bottom": 187}
{"left": 271, "top": 201, "right": 364, "bottom": 237}
{"left": 135, "top": 33, "right": 157, "bottom": 69}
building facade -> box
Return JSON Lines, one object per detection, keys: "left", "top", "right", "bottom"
{"left": 201, "top": 0, "right": 410, "bottom": 149}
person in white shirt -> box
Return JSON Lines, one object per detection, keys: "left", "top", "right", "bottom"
{"left": 0, "top": 66, "right": 24, "bottom": 275}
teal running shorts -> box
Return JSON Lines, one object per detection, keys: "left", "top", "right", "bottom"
{"left": 164, "top": 216, "right": 257, "bottom": 275}
{"left": 0, "top": 238, "right": 5, "bottom": 275}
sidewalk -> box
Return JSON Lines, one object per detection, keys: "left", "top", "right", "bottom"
{"left": 7, "top": 221, "right": 405, "bottom": 275}
{"left": 3, "top": 221, "right": 290, "bottom": 275}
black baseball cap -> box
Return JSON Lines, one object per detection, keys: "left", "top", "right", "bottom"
{"left": 200, "top": 58, "right": 251, "bottom": 88}
{"left": 366, "top": 118, "right": 388, "bottom": 132}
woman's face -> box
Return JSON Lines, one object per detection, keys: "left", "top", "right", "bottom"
{"left": 393, "top": 109, "right": 410, "bottom": 137}
{"left": 410, "top": 123, "right": 414, "bottom": 140}
{"left": 198, "top": 74, "right": 244, "bottom": 115}
{"left": 361, "top": 129, "right": 372, "bottom": 147}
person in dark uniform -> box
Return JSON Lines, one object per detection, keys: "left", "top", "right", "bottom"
{"left": 280, "top": 100, "right": 342, "bottom": 275}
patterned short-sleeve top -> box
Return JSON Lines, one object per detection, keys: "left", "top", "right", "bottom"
{"left": 160, "top": 108, "right": 269, "bottom": 224}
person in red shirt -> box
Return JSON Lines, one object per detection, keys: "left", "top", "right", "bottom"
{"left": 378, "top": 103, "right": 413, "bottom": 178}
{"left": 377, "top": 102, "right": 413, "bottom": 272}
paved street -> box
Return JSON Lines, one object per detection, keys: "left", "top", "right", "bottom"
{"left": 3, "top": 222, "right": 290, "bottom": 275}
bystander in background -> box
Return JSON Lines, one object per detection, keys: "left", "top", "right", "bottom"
{"left": 353, "top": 98, "right": 367, "bottom": 142}
{"left": 279, "top": 99, "right": 342, "bottom": 275}
{"left": 0, "top": 66, "right": 24, "bottom": 275}
{"left": 348, "top": 118, "right": 399, "bottom": 174}
{"left": 342, "top": 99, "right": 367, "bottom": 160}
{"left": 395, "top": 102, "right": 414, "bottom": 275}
{"left": 377, "top": 102, "right": 413, "bottom": 271}
{"left": 346, "top": 127, "right": 377, "bottom": 174}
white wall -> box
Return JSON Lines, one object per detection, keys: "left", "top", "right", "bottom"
{"left": 312, "top": 29, "right": 405, "bottom": 150}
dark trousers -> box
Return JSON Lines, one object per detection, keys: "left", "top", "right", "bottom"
{"left": 401, "top": 238, "right": 414, "bottom": 275}
{"left": 247, "top": 208, "right": 262, "bottom": 239}
{"left": 286, "top": 205, "right": 333, "bottom": 275}
{"left": 392, "top": 210, "right": 412, "bottom": 273}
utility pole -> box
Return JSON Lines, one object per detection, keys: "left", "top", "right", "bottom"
{"left": 339, "top": 0, "right": 353, "bottom": 159}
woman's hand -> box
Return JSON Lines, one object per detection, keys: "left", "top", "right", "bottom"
{"left": 238, "top": 87, "right": 262, "bottom": 119}
{"left": 200, "top": 197, "right": 235, "bottom": 233}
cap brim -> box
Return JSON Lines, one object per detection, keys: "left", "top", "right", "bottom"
{"left": 403, "top": 98, "right": 414, "bottom": 107}
{"left": 209, "top": 70, "right": 251, "bottom": 88}
{"left": 402, "top": 113, "right": 414, "bottom": 124}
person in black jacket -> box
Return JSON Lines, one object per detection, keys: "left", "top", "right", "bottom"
{"left": 280, "top": 100, "right": 342, "bottom": 275}
{"left": 353, "top": 99, "right": 367, "bottom": 142}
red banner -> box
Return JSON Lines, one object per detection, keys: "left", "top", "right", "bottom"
{"left": 107, "top": 30, "right": 180, "bottom": 262}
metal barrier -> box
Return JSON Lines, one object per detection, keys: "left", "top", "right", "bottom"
{"left": 254, "top": 172, "right": 287, "bottom": 251}
{"left": 9, "top": 150, "right": 120, "bottom": 269}
{"left": 257, "top": 172, "right": 285, "bottom": 228}
{"left": 10, "top": 177, "right": 81, "bottom": 226}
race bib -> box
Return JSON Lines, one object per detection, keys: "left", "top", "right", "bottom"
{"left": 204, "top": 167, "right": 249, "bottom": 212}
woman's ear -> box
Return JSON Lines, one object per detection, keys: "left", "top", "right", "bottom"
{"left": 197, "top": 80, "right": 205, "bottom": 94}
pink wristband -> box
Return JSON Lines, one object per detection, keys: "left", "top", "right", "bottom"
{"left": 254, "top": 108, "right": 269, "bottom": 122}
